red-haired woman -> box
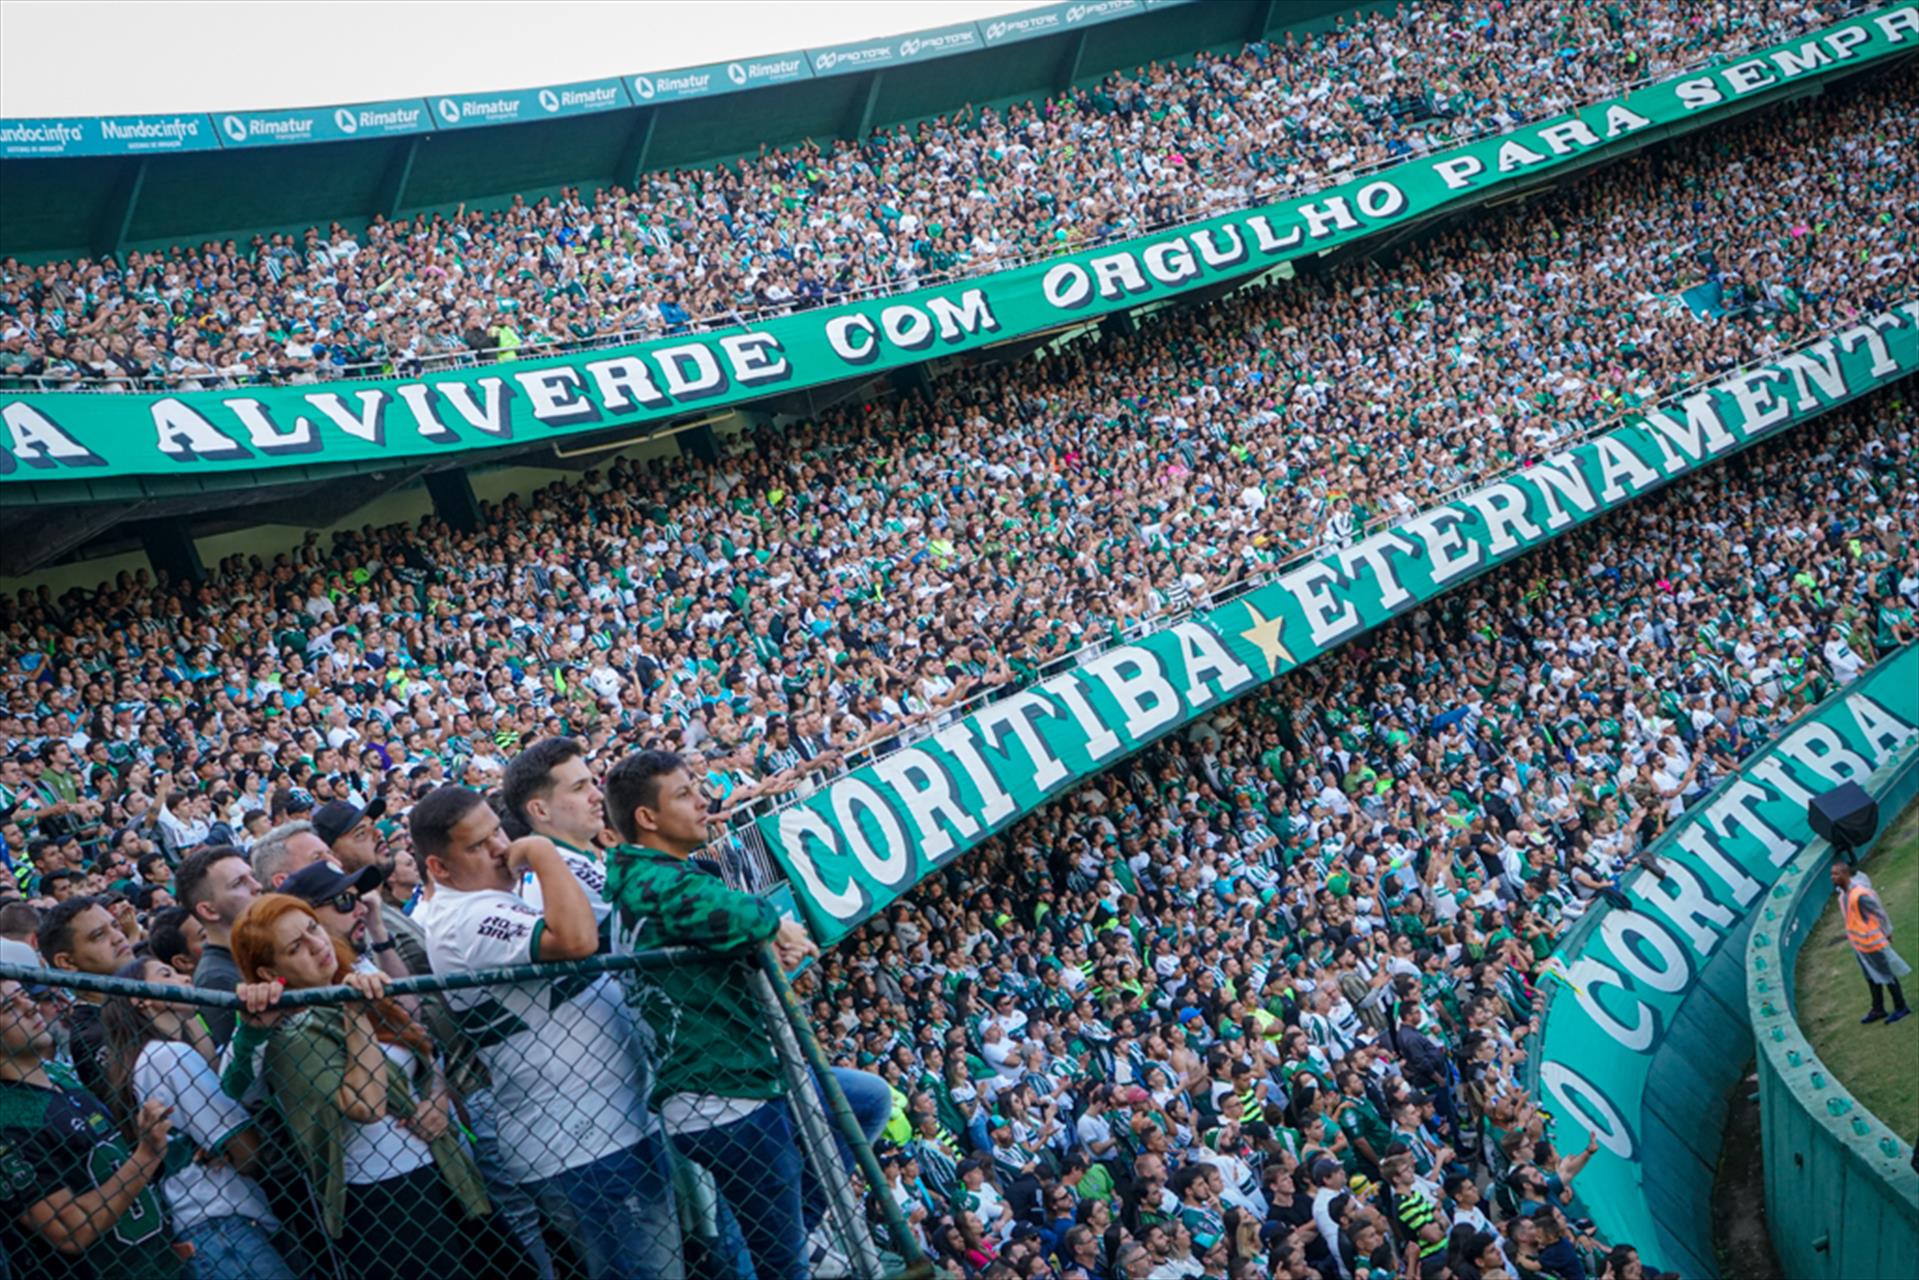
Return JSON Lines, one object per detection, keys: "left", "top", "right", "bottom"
{"left": 231, "top": 893, "right": 529, "bottom": 1280}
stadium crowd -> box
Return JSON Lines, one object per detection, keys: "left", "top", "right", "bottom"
{"left": 0, "top": 69, "right": 1908, "bottom": 845}
{"left": 0, "top": 386, "right": 1912, "bottom": 1280}
{"left": 0, "top": 0, "right": 1849, "bottom": 390}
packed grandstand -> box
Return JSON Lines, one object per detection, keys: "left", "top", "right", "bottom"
{"left": 0, "top": 3, "right": 1916, "bottom": 1280}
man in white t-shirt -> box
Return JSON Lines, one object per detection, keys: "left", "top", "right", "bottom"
{"left": 500, "top": 737, "right": 613, "bottom": 926}
{"left": 412, "top": 785, "right": 678, "bottom": 1280}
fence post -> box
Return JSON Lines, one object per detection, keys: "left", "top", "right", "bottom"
{"left": 752, "top": 949, "right": 932, "bottom": 1279}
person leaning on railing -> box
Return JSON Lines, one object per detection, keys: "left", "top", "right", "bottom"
{"left": 98, "top": 955, "right": 294, "bottom": 1278}
{"left": 226, "top": 893, "right": 536, "bottom": 1280}
{"left": 408, "top": 783, "right": 680, "bottom": 1280}
{"left": 599, "top": 747, "right": 895, "bottom": 1280}
{"left": 0, "top": 974, "right": 185, "bottom": 1279}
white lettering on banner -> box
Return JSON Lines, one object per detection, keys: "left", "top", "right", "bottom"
{"left": 829, "top": 779, "right": 911, "bottom": 889}
{"left": 152, "top": 399, "right": 250, "bottom": 461}
{"left": 1676, "top": 77, "right": 1722, "bottom": 109}
{"left": 1672, "top": 825, "right": 1764, "bottom": 908}
{"left": 1636, "top": 861, "right": 1739, "bottom": 955}
{"left": 1191, "top": 226, "right": 1247, "bottom": 269}
{"left": 1143, "top": 239, "right": 1200, "bottom": 287}
{"left": 825, "top": 314, "right": 878, "bottom": 362}
{"left": 306, "top": 390, "right": 390, "bottom": 444}
{"left": 1602, "top": 104, "right": 1651, "bottom": 137}
{"left": 1824, "top": 25, "right": 1871, "bottom": 58}
{"left": 1298, "top": 197, "right": 1359, "bottom": 239}
{"left": 1774, "top": 341, "right": 1847, "bottom": 409}
{"left": 394, "top": 384, "right": 457, "bottom": 442}
{"left": 925, "top": 290, "right": 1000, "bottom": 342}
{"left": 220, "top": 401, "right": 312, "bottom": 453}
{"left": 1400, "top": 506, "right": 1481, "bottom": 585}
{"left": 436, "top": 378, "right": 513, "bottom": 437}
{"left": 1495, "top": 138, "right": 1548, "bottom": 173}
{"left": 1599, "top": 912, "right": 1691, "bottom": 994}
{"left": 1540, "top": 1062, "right": 1636, "bottom": 1158}
{"left": 1537, "top": 119, "right": 1601, "bottom": 155}
{"left": 1875, "top": 6, "right": 1919, "bottom": 43}
{"left": 867, "top": 750, "right": 980, "bottom": 864}
{"left": 1567, "top": 955, "right": 1655, "bottom": 1051}
{"left": 1696, "top": 778, "right": 1797, "bottom": 870}
{"left": 1521, "top": 454, "right": 1599, "bottom": 531}
{"left": 1834, "top": 313, "right": 1902, "bottom": 376}
{"left": 776, "top": 807, "right": 864, "bottom": 919}
{"left": 1640, "top": 393, "right": 1738, "bottom": 473}
{"left": 1169, "top": 622, "right": 1255, "bottom": 708}
{"left": 513, "top": 368, "right": 597, "bottom": 426}
{"left": 1781, "top": 722, "right": 1874, "bottom": 786}
{"left": 1035, "top": 673, "right": 1122, "bottom": 764}
{"left": 1243, "top": 215, "right": 1303, "bottom": 253}
{"left": 1355, "top": 181, "right": 1406, "bottom": 220}
{"left": 1723, "top": 58, "right": 1776, "bottom": 94}
{"left": 1722, "top": 368, "right": 1792, "bottom": 437}
{"left": 931, "top": 722, "right": 1017, "bottom": 827}
{"left": 973, "top": 692, "right": 1072, "bottom": 794}
{"left": 717, "top": 333, "right": 791, "bottom": 386}
{"left": 1846, "top": 693, "right": 1918, "bottom": 762}
{"left": 0, "top": 403, "right": 100, "bottom": 468}
{"left": 1433, "top": 155, "right": 1484, "bottom": 191}
{"left": 1335, "top": 531, "right": 1419, "bottom": 611}
{"left": 1741, "top": 755, "right": 1818, "bottom": 813}
{"left": 1089, "top": 252, "right": 1150, "bottom": 300}
{"left": 1280, "top": 561, "right": 1361, "bottom": 648}
{"left": 1079, "top": 647, "right": 1181, "bottom": 741}
{"left": 1459, "top": 481, "right": 1543, "bottom": 557}
{"left": 1592, "top": 433, "right": 1660, "bottom": 503}
{"left": 656, "top": 344, "right": 725, "bottom": 399}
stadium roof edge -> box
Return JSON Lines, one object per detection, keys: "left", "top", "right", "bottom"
{"left": 0, "top": 0, "right": 1188, "bottom": 161}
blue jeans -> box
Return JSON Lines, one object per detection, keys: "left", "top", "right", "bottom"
{"left": 825, "top": 1067, "right": 891, "bottom": 1144}
{"left": 535, "top": 1135, "right": 680, "bottom": 1280}
{"left": 466, "top": 1086, "right": 560, "bottom": 1280}
{"left": 674, "top": 1101, "right": 808, "bottom": 1280}
{"left": 181, "top": 1215, "right": 293, "bottom": 1280}
{"left": 690, "top": 1068, "right": 891, "bottom": 1279}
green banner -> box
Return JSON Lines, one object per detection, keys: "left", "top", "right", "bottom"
{"left": 1531, "top": 644, "right": 1919, "bottom": 1279}
{"left": 5, "top": 5, "right": 1914, "bottom": 482}
{"left": 758, "top": 306, "right": 1919, "bottom": 944}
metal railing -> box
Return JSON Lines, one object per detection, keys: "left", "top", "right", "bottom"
{"left": 0, "top": 22, "right": 1824, "bottom": 396}
{"left": 0, "top": 950, "right": 927, "bottom": 1280}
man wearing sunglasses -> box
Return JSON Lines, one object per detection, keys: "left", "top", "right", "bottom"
{"left": 279, "top": 860, "right": 410, "bottom": 984}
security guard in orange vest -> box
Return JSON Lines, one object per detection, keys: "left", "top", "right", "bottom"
{"left": 1831, "top": 859, "right": 1911, "bottom": 1025}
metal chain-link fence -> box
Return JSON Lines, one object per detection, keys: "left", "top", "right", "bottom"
{"left": 0, "top": 948, "right": 925, "bottom": 1280}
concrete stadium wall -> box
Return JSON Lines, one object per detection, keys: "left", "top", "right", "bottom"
{"left": 1747, "top": 760, "right": 1919, "bottom": 1280}
{"left": 1528, "top": 646, "right": 1919, "bottom": 1278}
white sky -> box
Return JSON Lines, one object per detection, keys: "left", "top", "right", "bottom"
{"left": 0, "top": 0, "right": 1046, "bottom": 117}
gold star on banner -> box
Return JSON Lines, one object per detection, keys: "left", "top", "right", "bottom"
{"left": 1240, "top": 601, "right": 1295, "bottom": 675}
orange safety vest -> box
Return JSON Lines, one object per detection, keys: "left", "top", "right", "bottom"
{"left": 1844, "top": 883, "right": 1888, "bottom": 954}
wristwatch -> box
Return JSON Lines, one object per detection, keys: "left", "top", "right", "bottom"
{"left": 371, "top": 938, "right": 398, "bottom": 953}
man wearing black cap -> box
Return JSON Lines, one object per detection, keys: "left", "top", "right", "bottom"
{"left": 313, "top": 796, "right": 432, "bottom": 979}
{"left": 312, "top": 796, "right": 386, "bottom": 870}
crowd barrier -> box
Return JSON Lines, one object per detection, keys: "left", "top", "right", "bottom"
{"left": 0, "top": 947, "right": 925, "bottom": 1280}
{"left": 1527, "top": 644, "right": 1919, "bottom": 1278}
{"left": 1746, "top": 758, "right": 1919, "bottom": 1280}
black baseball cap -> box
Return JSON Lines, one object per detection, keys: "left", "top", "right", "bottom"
{"left": 282, "top": 861, "right": 384, "bottom": 905}
{"left": 312, "top": 798, "right": 386, "bottom": 847}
